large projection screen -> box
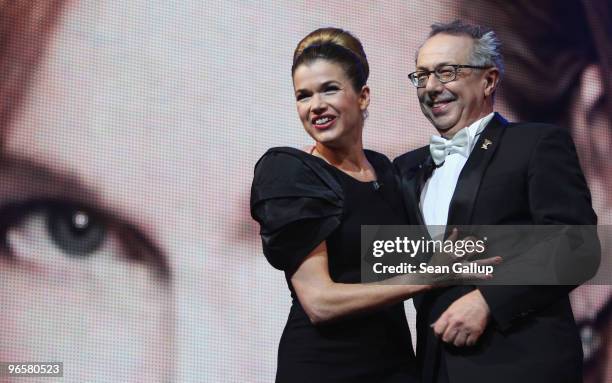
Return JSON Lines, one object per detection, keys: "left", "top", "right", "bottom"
{"left": 1, "top": 1, "right": 610, "bottom": 382}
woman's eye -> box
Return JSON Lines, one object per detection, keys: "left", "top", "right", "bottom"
{"left": 324, "top": 86, "right": 339, "bottom": 94}
{"left": 46, "top": 206, "right": 107, "bottom": 256}
{"left": 296, "top": 94, "right": 310, "bottom": 102}
{"left": 0, "top": 198, "right": 169, "bottom": 279}
{"left": 1, "top": 200, "right": 110, "bottom": 260}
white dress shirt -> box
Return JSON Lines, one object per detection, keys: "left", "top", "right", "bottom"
{"left": 421, "top": 113, "right": 494, "bottom": 238}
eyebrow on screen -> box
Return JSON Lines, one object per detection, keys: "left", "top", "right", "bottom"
{"left": 0, "top": 154, "right": 170, "bottom": 280}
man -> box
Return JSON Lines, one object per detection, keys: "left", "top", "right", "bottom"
{"left": 455, "top": 4, "right": 612, "bottom": 380}
{"left": 394, "top": 21, "right": 598, "bottom": 383}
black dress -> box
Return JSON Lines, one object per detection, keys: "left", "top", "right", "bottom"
{"left": 251, "top": 147, "right": 419, "bottom": 383}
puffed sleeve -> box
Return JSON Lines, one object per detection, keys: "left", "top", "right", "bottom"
{"left": 250, "top": 148, "right": 344, "bottom": 274}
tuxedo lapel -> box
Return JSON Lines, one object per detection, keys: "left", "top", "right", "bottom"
{"left": 417, "top": 155, "right": 435, "bottom": 197}
{"left": 447, "top": 113, "right": 508, "bottom": 227}
{"left": 413, "top": 155, "right": 435, "bottom": 226}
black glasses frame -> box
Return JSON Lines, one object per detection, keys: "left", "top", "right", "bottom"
{"left": 408, "top": 64, "right": 490, "bottom": 88}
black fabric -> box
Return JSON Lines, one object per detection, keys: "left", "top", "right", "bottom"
{"left": 394, "top": 113, "right": 599, "bottom": 383}
{"left": 252, "top": 147, "right": 419, "bottom": 383}
{"left": 251, "top": 147, "right": 344, "bottom": 275}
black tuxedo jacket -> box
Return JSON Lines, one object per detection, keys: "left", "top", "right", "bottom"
{"left": 393, "top": 113, "right": 598, "bottom": 383}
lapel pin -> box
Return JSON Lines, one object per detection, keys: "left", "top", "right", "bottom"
{"left": 481, "top": 139, "right": 493, "bottom": 150}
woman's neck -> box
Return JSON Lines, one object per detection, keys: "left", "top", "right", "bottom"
{"left": 312, "top": 141, "right": 370, "bottom": 174}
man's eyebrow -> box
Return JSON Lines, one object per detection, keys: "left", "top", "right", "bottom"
{"left": 415, "top": 62, "right": 454, "bottom": 71}
{"left": 0, "top": 154, "right": 170, "bottom": 280}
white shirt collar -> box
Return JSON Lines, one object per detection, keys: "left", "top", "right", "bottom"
{"left": 464, "top": 112, "right": 494, "bottom": 151}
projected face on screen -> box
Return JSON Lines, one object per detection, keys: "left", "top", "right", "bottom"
{"left": 0, "top": 2, "right": 174, "bottom": 382}
{"left": 0, "top": 1, "right": 609, "bottom": 382}
{"left": 1, "top": 1, "right": 289, "bottom": 381}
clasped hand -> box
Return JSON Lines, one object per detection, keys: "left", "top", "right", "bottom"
{"left": 426, "top": 228, "right": 497, "bottom": 347}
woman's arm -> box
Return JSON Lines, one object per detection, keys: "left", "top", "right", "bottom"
{"left": 291, "top": 241, "right": 432, "bottom": 325}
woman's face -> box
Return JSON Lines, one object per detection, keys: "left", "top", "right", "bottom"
{"left": 293, "top": 59, "right": 369, "bottom": 148}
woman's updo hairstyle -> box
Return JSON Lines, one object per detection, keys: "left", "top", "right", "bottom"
{"left": 292, "top": 28, "right": 369, "bottom": 92}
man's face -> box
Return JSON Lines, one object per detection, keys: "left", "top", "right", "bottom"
{"left": 416, "top": 33, "right": 490, "bottom": 136}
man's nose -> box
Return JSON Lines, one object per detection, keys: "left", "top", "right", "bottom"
{"left": 424, "top": 72, "right": 444, "bottom": 92}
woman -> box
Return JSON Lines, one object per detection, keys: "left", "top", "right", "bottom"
{"left": 250, "top": 28, "right": 496, "bottom": 382}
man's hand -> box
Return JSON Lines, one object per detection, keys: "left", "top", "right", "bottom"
{"left": 432, "top": 289, "right": 490, "bottom": 347}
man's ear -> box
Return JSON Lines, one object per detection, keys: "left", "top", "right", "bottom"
{"left": 483, "top": 68, "right": 500, "bottom": 97}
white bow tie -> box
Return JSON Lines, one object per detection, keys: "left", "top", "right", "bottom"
{"left": 429, "top": 128, "right": 470, "bottom": 166}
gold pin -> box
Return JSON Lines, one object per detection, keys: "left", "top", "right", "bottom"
{"left": 481, "top": 139, "right": 493, "bottom": 150}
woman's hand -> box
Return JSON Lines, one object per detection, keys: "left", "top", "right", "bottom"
{"left": 425, "top": 228, "right": 502, "bottom": 285}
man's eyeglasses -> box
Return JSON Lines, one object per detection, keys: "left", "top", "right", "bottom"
{"left": 408, "top": 64, "right": 490, "bottom": 88}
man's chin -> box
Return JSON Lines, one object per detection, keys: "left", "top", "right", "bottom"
{"left": 430, "top": 120, "right": 454, "bottom": 134}
{"left": 427, "top": 113, "right": 458, "bottom": 132}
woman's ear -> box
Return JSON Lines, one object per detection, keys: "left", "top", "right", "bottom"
{"left": 359, "top": 85, "right": 371, "bottom": 111}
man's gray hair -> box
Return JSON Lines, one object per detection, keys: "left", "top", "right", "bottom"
{"left": 422, "top": 20, "right": 505, "bottom": 79}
